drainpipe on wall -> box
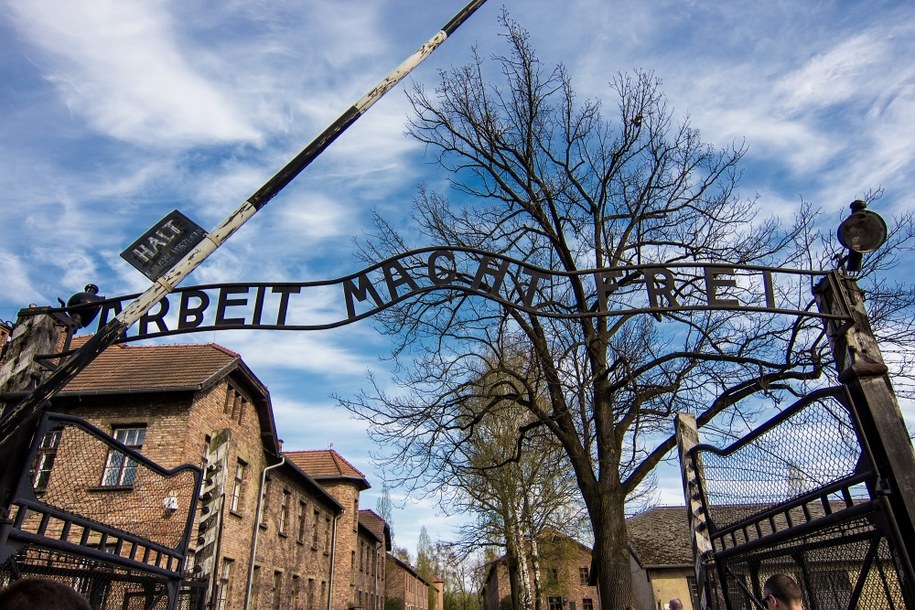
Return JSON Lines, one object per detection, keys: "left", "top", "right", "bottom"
{"left": 328, "top": 512, "right": 342, "bottom": 610}
{"left": 244, "top": 457, "right": 285, "bottom": 610}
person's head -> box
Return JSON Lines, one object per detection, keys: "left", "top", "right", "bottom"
{"left": 668, "top": 598, "right": 684, "bottom": 610}
{"left": 0, "top": 578, "right": 91, "bottom": 610}
{"left": 763, "top": 573, "right": 803, "bottom": 609}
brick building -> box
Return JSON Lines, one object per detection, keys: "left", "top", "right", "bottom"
{"left": 386, "top": 554, "right": 430, "bottom": 610}
{"left": 285, "top": 450, "right": 382, "bottom": 610}
{"left": 3, "top": 335, "right": 370, "bottom": 610}
{"left": 357, "top": 510, "right": 392, "bottom": 610}
{"left": 480, "top": 532, "right": 600, "bottom": 610}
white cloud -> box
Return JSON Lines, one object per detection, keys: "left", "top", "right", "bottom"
{"left": 272, "top": 398, "right": 369, "bottom": 446}
{"left": 0, "top": 250, "right": 42, "bottom": 307}
{"left": 8, "top": 0, "right": 260, "bottom": 147}
{"left": 774, "top": 34, "right": 888, "bottom": 114}
{"left": 215, "top": 329, "right": 377, "bottom": 377}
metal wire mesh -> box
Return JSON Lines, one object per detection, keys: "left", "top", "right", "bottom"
{"left": 694, "top": 392, "right": 867, "bottom": 532}
{"left": 0, "top": 547, "right": 207, "bottom": 610}
{"left": 688, "top": 389, "right": 911, "bottom": 609}
{"left": 706, "top": 515, "right": 906, "bottom": 610}
{"left": 9, "top": 414, "right": 199, "bottom": 572}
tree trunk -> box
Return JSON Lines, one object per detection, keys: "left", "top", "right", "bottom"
{"left": 521, "top": 492, "right": 543, "bottom": 610}
{"left": 510, "top": 508, "right": 534, "bottom": 610}
{"left": 588, "top": 490, "right": 634, "bottom": 610}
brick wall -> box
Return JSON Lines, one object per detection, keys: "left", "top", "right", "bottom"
{"left": 387, "top": 556, "right": 429, "bottom": 610}
{"left": 44, "top": 373, "right": 346, "bottom": 610}
{"left": 314, "top": 480, "right": 361, "bottom": 610}
{"left": 354, "top": 525, "right": 386, "bottom": 610}
{"left": 247, "top": 464, "right": 340, "bottom": 610}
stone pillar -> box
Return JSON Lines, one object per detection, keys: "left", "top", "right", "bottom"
{"left": 0, "top": 307, "right": 66, "bottom": 401}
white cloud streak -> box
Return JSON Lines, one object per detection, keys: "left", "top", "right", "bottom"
{"left": 7, "top": 0, "right": 261, "bottom": 147}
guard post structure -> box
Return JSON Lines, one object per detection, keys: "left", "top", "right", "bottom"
{"left": 0, "top": 308, "right": 69, "bottom": 517}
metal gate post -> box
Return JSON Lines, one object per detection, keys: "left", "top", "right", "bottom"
{"left": 814, "top": 272, "right": 915, "bottom": 604}
{"left": 676, "top": 414, "right": 715, "bottom": 610}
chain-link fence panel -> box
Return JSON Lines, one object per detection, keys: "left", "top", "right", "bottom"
{"left": 687, "top": 388, "right": 912, "bottom": 610}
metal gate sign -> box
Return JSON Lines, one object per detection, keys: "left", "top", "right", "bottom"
{"left": 120, "top": 210, "right": 207, "bottom": 281}
{"left": 89, "top": 248, "right": 844, "bottom": 343}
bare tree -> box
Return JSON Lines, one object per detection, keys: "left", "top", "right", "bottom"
{"left": 376, "top": 484, "right": 396, "bottom": 543}
{"left": 426, "top": 541, "right": 485, "bottom": 610}
{"left": 340, "top": 13, "right": 915, "bottom": 608}
{"left": 455, "top": 362, "right": 586, "bottom": 610}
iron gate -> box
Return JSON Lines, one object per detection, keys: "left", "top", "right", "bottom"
{"left": 0, "top": 411, "right": 202, "bottom": 609}
{"left": 684, "top": 386, "right": 915, "bottom": 610}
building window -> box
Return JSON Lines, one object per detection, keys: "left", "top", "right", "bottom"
{"left": 324, "top": 516, "right": 331, "bottom": 552}
{"left": 231, "top": 459, "right": 247, "bottom": 513}
{"left": 251, "top": 566, "right": 261, "bottom": 609}
{"left": 216, "top": 558, "right": 234, "bottom": 610}
{"left": 30, "top": 427, "right": 62, "bottom": 494}
{"left": 312, "top": 509, "right": 320, "bottom": 548}
{"left": 548, "top": 597, "right": 563, "bottom": 610}
{"left": 320, "top": 581, "right": 326, "bottom": 610}
{"left": 297, "top": 500, "right": 308, "bottom": 543}
{"left": 272, "top": 571, "right": 282, "bottom": 610}
{"left": 280, "top": 490, "right": 290, "bottom": 535}
{"left": 224, "top": 384, "right": 247, "bottom": 424}
{"left": 582, "top": 600, "right": 593, "bottom": 610}
{"left": 260, "top": 479, "right": 270, "bottom": 527}
{"left": 101, "top": 426, "right": 145, "bottom": 487}
{"left": 548, "top": 568, "right": 559, "bottom": 582}
{"left": 292, "top": 575, "right": 301, "bottom": 609}
{"left": 578, "top": 567, "right": 589, "bottom": 585}
{"left": 308, "top": 578, "right": 316, "bottom": 610}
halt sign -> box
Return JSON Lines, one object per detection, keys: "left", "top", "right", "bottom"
{"left": 121, "top": 210, "right": 207, "bottom": 281}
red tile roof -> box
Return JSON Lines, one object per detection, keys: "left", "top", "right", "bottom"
{"left": 60, "top": 336, "right": 240, "bottom": 393}
{"left": 358, "top": 509, "right": 391, "bottom": 548}
{"left": 284, "top": 449, "right": 369, "bottom": 488}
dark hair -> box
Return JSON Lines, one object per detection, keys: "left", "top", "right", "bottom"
{"left": 0, "top": 578, "right": 91, "bottom": 610}
{"left": 764, "top": 573, "right": 803, "bottom": 604}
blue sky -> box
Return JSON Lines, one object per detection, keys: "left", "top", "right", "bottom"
{"left": 2, "top": 0, "right": 914, "bottom": 558}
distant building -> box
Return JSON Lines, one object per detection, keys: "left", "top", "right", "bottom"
{"left": 481, "top": 531, "right": 600, "bottom": 610}
{"left": 286, "top": 450, "right": 383, "bottom": 610}
{"left": 358, "top": 510, "right": 392, "bottom": 610}
{"left": 625, "top": 507, "right": 699, "bottom": 610}
{"left": 387, "top": 554, "right": 431, "bottom": 610}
